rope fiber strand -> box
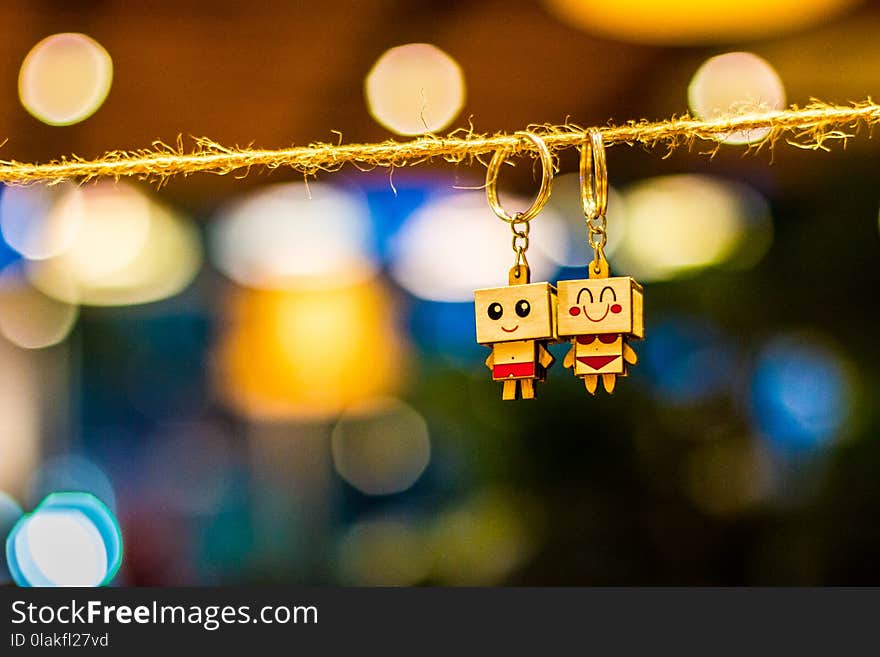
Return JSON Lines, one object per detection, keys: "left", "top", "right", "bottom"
{"left": 0, "top": 99, "right": 877, "bottom": 185}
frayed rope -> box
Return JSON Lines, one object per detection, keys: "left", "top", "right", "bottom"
{"left": 0, "top": 99, "right": 876, "bottom": 185}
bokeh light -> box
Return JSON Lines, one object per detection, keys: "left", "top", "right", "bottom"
{"left": 215, "top": 280, "right": 406, "bottom": 421}
{"left": 0, "top": 235, "right": 19, "bottom": 272}
{"left": 337, "top": 517, "right": 430, "bottom": 585}
{"left": 750, "top": 336, "right": 851, "bottom": 454}
{"left": 210, "top": 182, "right": 376, "bottom": 290}
{"left": 544, "top": 0, "right": 859, "bottom": 45}
{"left": 19, "top": 33, "right": 113, "bottom": 126}
{"left": 23, "top": 511, "right": 107, "bottom": 586}
{"left": 0, "top": 492, "right": 24, "bottom": 585}
{"left": 0, "top": 263, "right": 78, "bottom": 349}
{"left": 27, "top": 183, "right": 202, "bottom": 306}
{"left": 389, "top": 192, "right": 567, "bottom": 302}
{"left": 0, "top": 339, "right": 39, "bottom": 495}
{"left": 365, "top": 43, "right": 465, "bottom": 135}
{"left": 28, "top": 455, "right": 117, "bottom": 513}
{"left": 39, "top": 184, "right": 151, "bottom": 282}
{"left": 362, "top": 180, "right": 434, "bottom": 265}
{"left": 407, "top": 296, "right": 485, "bottom": 359}
{"left": 6, "top": 492, "right": 122, "bottom": 587}
{"left": 642, "top": 317, "right": 738, "bottom": 405}
{"left": 689, "top": 52, "right": 786, "bottom": 144}
{"left": 429, "top": 489, "right": 535, "bottom": 585}
{"left": 614, "top": 174, "right": 772, "bottom": 282}
{"left": 0, "top": 184, "right": 79, "bottom": 260}
{"left": 331, "top": 397, "right": 430, "bottom": 496}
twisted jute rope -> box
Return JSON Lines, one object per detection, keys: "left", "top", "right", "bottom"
{"left": 0, "top": 99, "right": 876, "bottom": 185}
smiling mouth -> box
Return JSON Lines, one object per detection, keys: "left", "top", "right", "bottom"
{"left": 584, "top": 305, "right": 609, "bottom": 322}
{"left": 501, "top": 325, "right": 519, "bottom": 333}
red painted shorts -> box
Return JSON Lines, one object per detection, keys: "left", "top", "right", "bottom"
{"left": 492, "top": 362, "right": 535, "bottom": 380}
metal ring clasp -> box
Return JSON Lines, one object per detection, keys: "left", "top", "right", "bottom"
{"left": 485, "top": 131, "right": 553, "bottom": 224}
{"left": 580, "top": 128, "right": 607, "bottom": 221}
{"left": 580, "top": 129, "right": 610, "bottom": 277}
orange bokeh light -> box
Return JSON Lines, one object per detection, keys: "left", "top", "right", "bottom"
{"left": 545, "top": 0, "right": 860, "bottom": 44}
{"left": 214, "top": 280, "right": 407, "bottom": 421}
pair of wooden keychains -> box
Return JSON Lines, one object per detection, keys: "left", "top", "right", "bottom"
{"left": 475, "top": 261, "right": 643, "bottom": 399}
{"left": 473, "top": 129, "right": 644, "bottom": 400}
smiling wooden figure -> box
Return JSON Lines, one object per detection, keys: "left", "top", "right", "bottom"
{"left": 475, "top": 266, "right": 557, "bottom": 401}
{"left": 557, "top": 266, "right": 644, "bottom": 394}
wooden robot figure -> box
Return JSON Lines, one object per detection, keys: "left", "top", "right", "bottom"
{"left": 474, "top": 266, "right": 557, "bottom": 400}
{"left": 557, "top": 269, "right": 644, "bottom": 394}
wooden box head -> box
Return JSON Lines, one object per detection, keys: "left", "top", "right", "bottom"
{"left": 474, "top": 282, "right": 557, "bottom": 345}
{"left": 556, "top": 276, "right": 644, "bottom": 338}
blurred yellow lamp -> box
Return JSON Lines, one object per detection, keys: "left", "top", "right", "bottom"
{"left": 215, "top": 280, "right": 406, "bottom": 421}
{"left": 544, "top": 0, "right": 860, "bottom": 44}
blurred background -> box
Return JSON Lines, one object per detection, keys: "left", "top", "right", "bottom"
{"left": 1, "top": 0, "right": 879, "bottom": 586}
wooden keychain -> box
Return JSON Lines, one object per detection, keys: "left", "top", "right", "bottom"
{"left": 558, "top": 129, "right": 644, "bottom": 394}
{"left": 474, "top": 131, "right": 558, "bottom": 401}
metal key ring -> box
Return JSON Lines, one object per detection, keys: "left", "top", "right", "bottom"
{"left": 580, "top": 128, "right": 607, "bottom": 221}
{"left": 486, "top": 131, "right": 553, "bottom": 224}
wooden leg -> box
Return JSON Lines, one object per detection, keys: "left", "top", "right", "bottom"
{"left": 502, "top": 380, "right": 517, "bottom": 400}
{"left": 602, "top": 373, "right": 617, "bottom": 394}
{"left": 584, "top": 375, "right": 598, "bottom": 395}
{"left": 520, "top": 378, "right": 535, "bottom": 400}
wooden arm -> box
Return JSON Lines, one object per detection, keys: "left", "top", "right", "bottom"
{"left": 623, "top": 341, "right": 638, "bottom": 365}
{"left": 538, "top": 342, "right": 555, "bottom": 368}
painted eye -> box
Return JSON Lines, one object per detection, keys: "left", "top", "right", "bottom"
{"left": 515, "top": 299, "right": 531, "bottom": 318}
{"left": 610, "top": 303, "right": 622, "bottom": 314}
{"left": 569, "top": 306, "right": 581, "bottom": 316}
{"left": 576, "top": 335, "right": 596, "bottom": 345}
{"left": 599, "top": 333, "right": 617, "bottom": 344}
{"left": 487, "top": 302, "right": 503, "bottom": 320}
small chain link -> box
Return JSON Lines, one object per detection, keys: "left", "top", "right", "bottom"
{"left": 587, "top": 212, "right": 606, "bottom": 266}
{"left": 510, "top": 216, "right": 530, "bottom": 268}
{"left": 484, "top": 131, "right": 552, "bottom": 273}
